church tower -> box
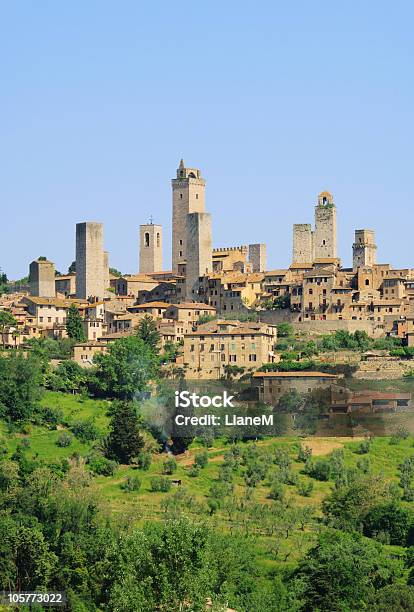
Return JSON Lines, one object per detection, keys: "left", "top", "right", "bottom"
{"left": 171, "top": 159, "right": 206, "bottom": 273}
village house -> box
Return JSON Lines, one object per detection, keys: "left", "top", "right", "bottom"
{"left": 253, "top": 371, "right": 339, "bottom": 404}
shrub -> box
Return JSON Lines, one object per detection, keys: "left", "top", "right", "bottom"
{"left": 136, "top": 451, "right": 152, "bottom": 471}
{"left": 297, "top": 479, "right": 314, "bottom": 497}
{"left": 269, "top": 479, "right": 285, "bottom": 501}
{"left": 162, "top": 456, "right": 177, "bottom": 475}
{"left": 70, "top": 419, "right": 99, "bottom": 443}
{"left": 188, "top": 465, "right": 200, "bottom": 477}
{"left": 121, "top": 475, "right": 141, "bottom": 492}
{"left": 306, "top": 459, "right": 331, "bottom": 481}
{"left": 194, "top": 451, "right": 208, "bottom": 469}
{"left": 150, "top": 476, "right": 171, "bottom": 492}
{"left": 356, "top": 439, "right": 371, "bottom": 454}
{"left": 56, "top": 432, "right": 73, "bottom": 448}
{"left": 88, "top": 454, "right": 117, "bottom": 476}
{"left": 298, "top": 444, "right": 312, "bottom": 463}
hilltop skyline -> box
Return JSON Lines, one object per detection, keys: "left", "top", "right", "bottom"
{"left": 2, "top": 1, "right": 414, "bottom": 278}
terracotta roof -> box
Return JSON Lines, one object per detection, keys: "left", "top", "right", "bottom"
{"left": 265, "top": 270, "right": 288, "bottom": 276}
{"left": 290, "top": 263, "right": 313, "bottom": 269}
{"left": 132, "top": 301, "right": 170, "bottom": 308}
{"left": 170, "top": 302, "right": 216, "bottom": 310}
{"left": 253, "top": 371, "right": 339, "bottom": 378}
{"left": 24, "top": 296, "right": 87, "bottom": 308}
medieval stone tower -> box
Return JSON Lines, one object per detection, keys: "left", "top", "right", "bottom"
{"left": 139, "top": 223, "right": 163, "bottom": 274}
{"left": 76, "top": 222, "right": 105, "bottom": 300}
{"left": 292, "top": 224, "right": 313, "bottom": 264}
{"left": 313, "top": 191, "right": 337, "bottom": 260}
{"left": 185, "top": 212, "right": 212, "bottom": 300}
{"left": 103, "top": 251, "right": 110, "bottom": 290}
{"left": 292, "top": 191, "right": 337, "bottom": 264}
{"left": 29, "top": 258, "right": 55, "bottom": 297}
{"left": 248, "top": 244, "right": 267, "bottom": 272}
{"left": 172, "top": 159, "right": 206, "bottom": 273}
{"left": 353, "top": 229, "right": 377, "bottom": 270}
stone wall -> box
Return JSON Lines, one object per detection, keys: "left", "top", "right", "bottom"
{"left": 76, "top": 222, "right": 105, "bottom": 300}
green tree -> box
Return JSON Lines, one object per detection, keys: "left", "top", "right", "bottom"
{"left": 292, "top": 529, "right": 403, "bottom": 611}
{"left": 105, "top": 401, "right": 145, "bottom": 464}
{"left": 136, "top": 315, "right": 161, "bottom": 353}
{"left": 0, "top": 352, "right": 43, "bottom": 421}
{"left": 0, "top": 310, "right": 17, "bottom": 347}
{"left": 66, "top": 304, "right": 86, "bottom": 342}
{"left": 68, "top": 260, "right": 76, "bottom": 273}
{"left": 92, "top": 335, "right": 158, "bottom": 399}
{"left": 276, "top": 322, "right": 294, "bottom": 337}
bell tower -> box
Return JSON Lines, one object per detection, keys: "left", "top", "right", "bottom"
{"left": 171, "top": 159, "right": 206, "bottom": 273}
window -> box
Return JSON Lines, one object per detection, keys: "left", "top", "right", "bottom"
{"left": 309, "top": 288, "right": 313, "bottom": 295}
{"left": 145, "top": 232, "right": 150, "bottom": 247}
{"left": 180, "top": 193, "right": 183, "bottom": 199}
{"left": 156, "top": 233, "right": 160, "bottom": 247}
{"left": 229, "top": 355, "right": 237, "bottom": 362}
{"left": 195, "top": 194, "right": 199, "bottom": 199}
{"left": 249, "top": 354, "right": 257, "bottom": 362}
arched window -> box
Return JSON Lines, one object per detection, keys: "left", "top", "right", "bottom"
{"left": 145, "top": 232, "right": 150, "bottom": 247}
{"left": 365, "top": 279, "right": 369, "bottom": 286}
{"left": 156, "top": 233, "right": 160, "bottom": 247}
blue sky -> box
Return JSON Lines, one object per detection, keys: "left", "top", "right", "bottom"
{"left": 1, "top": 1, "right": 413, "bottom": 278}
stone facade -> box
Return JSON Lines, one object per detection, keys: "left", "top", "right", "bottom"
{"left": 313, "top": 192, "right": 337, "bottom": 260}
{"left": 171, "top": 160, "right": 206, "bottom": 272}
{"left": 103, "top": 251, "right": 110, "bottom": 290}
{"left": 139, "top": 223, "right": 163, "bottom": 274}
{"left": 29, "top": 259, "right": 55, "bottom": 297}
{"left": 292, "top": 224, "right": 313, "bottom": 264}
{"left": 185, "top": 212, "right": 212, "bottom": 301}
{"left": 76, "top": 222, "right": 105, "bottom": 300}
{"left": 248, "top": 243, "right": 267, "bottom": 272}
{"left": 353, "top": 229, "right": 377, "bottom": 270}
{"left": 254, "top": 371, "right": 338, "bottom": 405}
{"left": 55, "top": 274, "right": 76, "bottom": 297}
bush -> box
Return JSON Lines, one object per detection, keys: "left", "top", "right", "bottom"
{"left": 298, "top": 444, "right": 312, "bottom": 463}
{"left": 194, "top": 450, "right": 208, "bottom": 469}
{"left": 356, "top": 439, "right": 371, "bottom": 454}
{"left": 188, "top": 465, "right": 200, "bottom": 477}
{"left": 269, "top": 479, "right": 285, "bottom": 501}
{"left": 70, "top": 419, "right": 99, "bottom": 443}
{"left": 88, "top": 454, "right": 117, "bottom": 476}
{"left": 150, "top": 476, "right": 171, "bottom": 492}
{"left": 162, "top": 456, "right": 177, "bottom": 475}
{"left": 41, "top": 406, "right": 64, "bottom": 427}
{"left": 306, "top": 459, "right": 331, "bottom": 481}
{"left": 56, "top": 432, "right": 73, "bottom": 448}
{"left": 136, "top": 451, "right": 152, "bottom": 471}
{"left": 297, "top": 479, "right": 314, "bottom": 497}
{"left": 121, "top": 475, "right": 141, "bottom": 492}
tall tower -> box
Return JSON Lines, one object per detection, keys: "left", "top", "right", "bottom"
{"left": 249, "top": 244, "right": 267, "bottom": 272}
{"left": 139, "top": 223, "right": 163, "bottom": 274}
{"left": 353, "top": 229, "right": 377, "bottom": 270}
{"left": 185, "top": 212, "right": 212, "bottom": 301}
{"left": 172, "top": 159, "right": 206, "bottom": 273}
{"left": 313, "top": 191, "right": 337, "bottom": 260}
{"left": 29, "top": 258, "right": 55, "bottom": 297}
{"left": 103, "top": 250, "right": 110, "bottom": 290}
{"left": 76, "top": 222, "right": 105, "bottom": 300}
{"left": 292, "top": 224, "right": 313, "bottom": 264}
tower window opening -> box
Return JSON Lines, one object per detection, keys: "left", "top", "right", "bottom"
{"left": 365, "top": 279, "right": 370, "bottom": 286}
{"left": 322, "top": 240, "right": 326, "bottom": 245}
{"left": 180, "top": 193, "right": 183, "bottom": 199}
{"left": 144, "top": 232, "right": 150, "bottom": 247}
{"left": 156, "top": 233, "right": 160, "bottom": 247}
{"left": 195, "top": 193, "right": 198, "bottom": 199}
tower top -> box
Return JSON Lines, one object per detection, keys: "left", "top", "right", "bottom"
{"left": 317, "top": 191, "right": 335, "bottom": 207}
{"left": 175, "top": 159, "right": 203, "bottom": 180}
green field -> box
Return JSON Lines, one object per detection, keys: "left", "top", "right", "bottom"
{"left": 5, "top": 390, "right": 414, "bottom": 575}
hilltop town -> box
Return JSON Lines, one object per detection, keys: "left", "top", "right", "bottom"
{"left": 1, "top": 159, "right": 414, "bottom": 380}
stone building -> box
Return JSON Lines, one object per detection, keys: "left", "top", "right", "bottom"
{"left": 185, "top": 212, "right": 212, "bottom": 301}
{"left": 248, "top": 243, "right": 267, "bottom": 272}
{"left": 103, "top": 251, "right": 110, "bottom": 290}
{"left": 253, "top": 371, "right": 339, "bottom": 405}
{"left": 172, "top": 159, "right": 206, "bottom": 273}
{"left": 139, "top": 223, "right": 163, "bottom": 274}
{"left": 313, "top": 191, "right": 337, "bottom": 260}
{"left": 55, "top": 274, "right": 76, "bottom": 297}
{"left": 183, "top": 320, "right": 277, "bottom": 379}
{"left": 353, "top": 230, "right": 377, "bottom": 270}
{"left": 76, "top": 222, "right": 105, "bottom": 300}
{"left": 292, "top": 224, "right": 313, "bottom": 264}
{"left": 212, "top": 246, "right": 250, "bottom": 273}
{"left": 29, "top": 258, "right": 55, "bottom": 297}
{"left": 292, "top": 191, "right": 337, "bottom": 265}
